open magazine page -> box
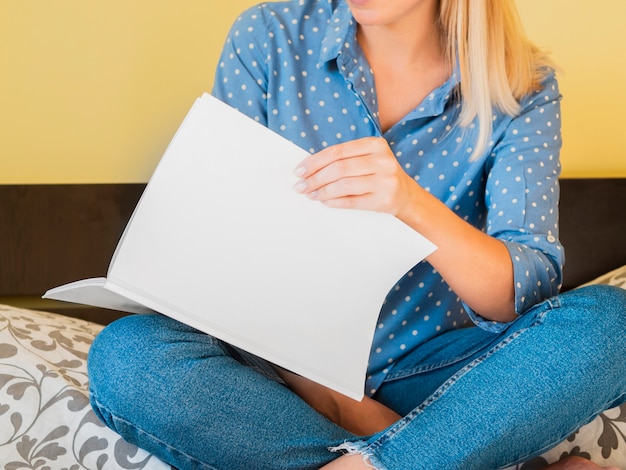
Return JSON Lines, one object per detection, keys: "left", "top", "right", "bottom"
{"left": 44, "top": 278, "right": 154, "bottom": 315}
{"left": 47, "top": 94, "right": 437, "bottom": 399}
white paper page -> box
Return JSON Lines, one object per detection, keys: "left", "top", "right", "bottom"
{"left": 106, "top": 93, "right": 436, "bottom": 400}
{"left": 44, "top": 278, "right": 155, "bottom": 315}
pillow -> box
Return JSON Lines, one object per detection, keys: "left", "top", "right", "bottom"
{"left": 581, "top": 263, "right": 626, "bottom": 290}
{"left": 0, "top": 305, "right": 172, "bottom": 469}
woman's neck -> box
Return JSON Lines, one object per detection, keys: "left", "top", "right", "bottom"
{"left": 355, "top": 2, "right": 444, "bottom": 71}
{"left": 355, "top": 6, "right": 450, "bottom": 132}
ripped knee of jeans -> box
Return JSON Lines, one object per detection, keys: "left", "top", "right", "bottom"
{"left": 329, "top": 441, "right": 383, "bottom": 469}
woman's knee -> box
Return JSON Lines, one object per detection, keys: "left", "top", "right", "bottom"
{"left": 562, "top": 284, "right": 626, "bottom": 329}
{"left": 89, "top": 315, "right": 157, "bottom": 397}
{"left": 556, "top": 285, "right": 626, "bottom": 386}
{"left": 88, "top": 314, "right": 225, "bottom": 404}
{"left": 89, "top": 314, "right": 170, "bottom": 379}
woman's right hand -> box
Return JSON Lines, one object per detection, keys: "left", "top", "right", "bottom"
{"left": 293, "top": 137, "right": 419, "bottom": 220}
{"left": 293, "top": 136, "right": 517, "bottom": 323}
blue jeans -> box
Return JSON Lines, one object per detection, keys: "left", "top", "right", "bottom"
{"left": 88, "top": 285, "right": 626, "bottom": 469}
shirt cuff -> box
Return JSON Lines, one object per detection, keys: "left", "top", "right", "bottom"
{"left": 463, "top": 239, "right": 562, "bottom": 332}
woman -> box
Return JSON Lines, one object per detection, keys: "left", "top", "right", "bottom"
{"left": 88, "top": 1, "right": 626, "bottom": 468}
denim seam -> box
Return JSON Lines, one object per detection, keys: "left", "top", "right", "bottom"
{"left": 385, "top": 298, "right": 559, "bottom": 382}
{"left": 91, "top": 394, "right": 220, "bottom": 470}
{"left": 364, "top": 307, "right": 554, "bottom": 459}
{"left": 385, "top": 347, "right": 492, "bottom": 380}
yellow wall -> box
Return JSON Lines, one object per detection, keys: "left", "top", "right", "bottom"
{"left": 0, "top": 0, "right": 255, "bottom": 184}
{"left": 516, "top": 1, "right": 626, "bottom": 178}
{"left": 1, "top": 0, "right": 625, "bottom": 184}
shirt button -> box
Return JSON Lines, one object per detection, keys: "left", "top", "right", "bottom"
{"left": 547, "top": 234, "right": 556, "bottom": 243}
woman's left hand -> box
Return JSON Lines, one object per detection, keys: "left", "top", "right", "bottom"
{"left": 293, "top": 137, "right": 417, "bottom": 218}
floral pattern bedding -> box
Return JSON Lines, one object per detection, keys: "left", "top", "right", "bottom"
{"left": 0, "top": 306, "right": 172, "bottom": 470}
{"left": 1, "top": 265, "right": 625, "bottom": 469}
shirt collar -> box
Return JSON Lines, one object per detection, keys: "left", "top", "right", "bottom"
{"left": 407, "top": 68, "right": 460, "bottom": 120}
{"left": 317, "top": 0, "right": 461, "bottom": 121}
{"left": 318, "top": 1, "right": 355, "bottom": 66}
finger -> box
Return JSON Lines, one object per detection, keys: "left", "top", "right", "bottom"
{"left": 295, "top": 155, "right": 375, "bottom": 195}
{"left": 294, "top": 137, "right": 382, "bottom": 178}
{"left": 319, "top": 192, "right": 379, "bottom": 211}
{"left": 306, "top": 174, "right": 372, "bottom": 202}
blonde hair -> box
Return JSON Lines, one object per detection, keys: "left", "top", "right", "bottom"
{"left": 438, "top": 0, "right": 554, "bottom": 159}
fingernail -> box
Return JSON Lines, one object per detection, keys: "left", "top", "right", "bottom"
{"left": 294, "top": 164, "right": 305, "bottom": 177}
{"left": 293, "top": 180, "right": 307, "bottom": 193}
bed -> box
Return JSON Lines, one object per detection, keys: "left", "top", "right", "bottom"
{"left": 0, "top": 178, "right": 624, "bottom": 469}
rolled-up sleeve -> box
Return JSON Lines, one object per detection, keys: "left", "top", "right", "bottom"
{"left": 466, "top": 73, "right": 565, "bottom": 331}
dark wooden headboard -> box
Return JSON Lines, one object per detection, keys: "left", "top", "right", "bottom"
{"left": 0, "top": 178, "right": 624, "bottom": 323}
{"left": 0, "top": 184, "right": 144, "bottom": 323}
{"left": 558, "top": 178, "right": 626, "bottom": 288}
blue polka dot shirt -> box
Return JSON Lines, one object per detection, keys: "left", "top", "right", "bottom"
{"left": 212, "top": 0, "right": 565, "bottom": 396}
